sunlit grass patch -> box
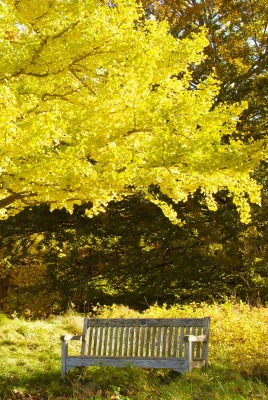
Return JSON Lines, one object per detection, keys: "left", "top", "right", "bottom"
{"left": 0, "top": 314, "right": 83, "bottom": 398}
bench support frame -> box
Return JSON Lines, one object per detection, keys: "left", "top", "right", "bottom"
{"left": 61, "top": 317, "right": 210, "bottom": 378}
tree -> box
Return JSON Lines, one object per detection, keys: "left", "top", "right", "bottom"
{"left": 137, "top": 0, "right": 268, "bottom": 299}
{"left": 1, "top": 194, "right": 268, "bottom": 317}
{"left": 140, "top": 0, "right": 268, "bottom": 139}
{"left": 0, "top": 0, "right": 264, "bottom": 223}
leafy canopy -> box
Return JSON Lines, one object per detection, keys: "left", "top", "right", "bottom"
{"left": 140, "top": 0, "right": 268, "bottom": 141}
{"left": 0, "top": 0, "right": 265, "bottom": 222}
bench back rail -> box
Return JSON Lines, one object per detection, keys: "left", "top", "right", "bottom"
{"left": 81, "top": 318, "right": 209, "bottom": 360}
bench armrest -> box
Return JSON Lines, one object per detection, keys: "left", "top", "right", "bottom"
{"left": 60, "top": 334, "right": 83, "bottom": 341}
{"left": 61, "top": 334, "right": 84, "bottom": 378}
{"left": 183, "top": 334, "right": 207, "bottom": 343}
{"left": 183, "top": 334, "right": 208, "bottom": 370}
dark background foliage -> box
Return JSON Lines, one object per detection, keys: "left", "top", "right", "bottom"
{"left": 1, "top": 0, "right": 268, "bottom": 316}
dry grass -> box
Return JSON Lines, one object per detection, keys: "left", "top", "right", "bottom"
{"left": 0, "top": 301, "right": 267, "bottom": 399}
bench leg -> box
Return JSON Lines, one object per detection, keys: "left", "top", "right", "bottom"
{"left": 61, "top": 340, "right": 68, "bottom": 378}
{"left": 185, "top": 341, "right": 193, "bottom": 371}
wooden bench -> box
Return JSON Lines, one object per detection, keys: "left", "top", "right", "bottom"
{"left": 61, "top": 317, "right": 210, "bottom": 378}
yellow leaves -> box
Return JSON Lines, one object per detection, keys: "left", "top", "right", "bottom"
{"left": 10, "top": 0, "right": 52, "bottom": 23}
{"left": 144, "top": 191, "right": 184, "bottom": 226}
{"left": 0, "top": 0, "right": 265, "bottom": 223}
{"left": 176, "top": 27, "right": 209, "bottom": 65}
{"left": 233, "top": 57, "right": 251, "bottom": 74}
{"left": 153, "top": 201, "right": 181, "bottom": 226}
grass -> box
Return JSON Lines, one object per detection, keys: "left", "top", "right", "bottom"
{"left": 0, "top": 301, "right": 267, "bottom": 399}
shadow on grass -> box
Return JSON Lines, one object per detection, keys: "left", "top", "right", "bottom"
{"left": 0, "top": 370, "right": 73, "bottom": 399}
{"left": 0, "top": 366, "right": 183, "bottom": 400}
{"left": 1, "top": 365, "right": 268, "bottom": 400}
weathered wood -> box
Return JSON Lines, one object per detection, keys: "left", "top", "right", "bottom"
{"left": 108, "top": 326, "right": 114, "bottom": 356}
{"left": 195, "top": 326, "right": 202, "bottom": 359}
{"left": 135, "top": 327, "right": 140, "bottom": 356}
{"left": 103, "top": 326, "right": 109, "bottom": 356}
{"left": 140, "top": 326, "right": 145, "bottom": 357}
{"left": 173, "top": 326, "right": 179, "bottom": 357}
{"left": 184, "top": 335, "right": 208, "bottom": 343}
{"left": 156, "top": 326, "right": 162, "bottom": 357}
{"left": 129, "top": 327, "right": 134, "bottom": 356}
{"left": 64, "top": 356, "right": 190, "bottom": 372}
{"left": 84, "top": 318, "right": 208, "bottom": 327}
{"left": 61, "top": 317, "right": 210, "bottom": 378}
{"left": 60, "top": 334, "right": 82, "bottom": 341}
{"left": 145, "top": 328, "right": 150, "bottom": 356}
{"left": 119, "top": 327, "right": 124, "bottom": 356}
{"left": 151, "top": 326, "right": 156, "bottom": 357}
{"left": 162, "top": 326, "right": 167, "bottom": 357}
{"left": 179, "top": 327, "right": 184, "bottom": 357}
{"left": 167, "top": 326, "right": 173, "bottom": 357}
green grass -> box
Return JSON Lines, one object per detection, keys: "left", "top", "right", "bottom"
{"left": 0, "top": 302, "right": 268, "bottom": 399}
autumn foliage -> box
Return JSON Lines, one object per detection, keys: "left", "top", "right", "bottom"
{"left": 0, "top": 0, "right": 265, "bottom": 224}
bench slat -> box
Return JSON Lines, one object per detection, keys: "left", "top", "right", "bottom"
{"left": 88, "top": 326, "right": 94, "bottom": 355}
{"left": 140, "top": 327, "right": 145, "bottom": 356}
{"left": 108, "top": 327, "right": 113, "bottom": 356}
{"left": 93, "top": 327, "right": 99, "bottom": 355}
{"left": 151, "top": 327, "right": 156, "bottom": 357}
{"left": 114, "top": 326, "right": 119, "bottom": 356}
{"left": 179, "top": 327, "right": 184, "bottom": 357}
{"left": 103, "top": 326, "right": 108, "bottom": 356}
{"left": 156, "top": 327, "right": 162, "bottom": 357}
{"left": 167, "top": 326, "right": 173, "bottom": 357}
{"left": 123, "top": 327, "right": 129, "bottom": 356}
{"left": 196, "top": 326, "right": 202, "bottom": 359}
{"left": 144, "top": 328, "right": 149, "bottom": 356}
{"left": 173, "top": 326, "right": 179, "bottom": 357}
{"left": 85, "top": 318, "right": 208, "bottom": 328}
{"left": 135, "top": 327, "right": 140, "bottom": 356}
{"left": 162, "top": 326, "right": 167, "bottom": 357}
{"left": 191, "top": 326, "right": 196, "bottom": 359}
{"left": 119, "top": 327, "right": 124, "bottom": 356}
{"left": 129, "top": 327, "right": 134, "bottom": 356}
{"left": 65, "top": 355, "right": 192, "bottom": 372}
{"left": 98, "top": 327, "right": 104, "bottom": 355}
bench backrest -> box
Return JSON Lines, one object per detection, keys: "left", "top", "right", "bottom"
{"left": 81, "top": 318, "right": 210, "bottom": 359}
